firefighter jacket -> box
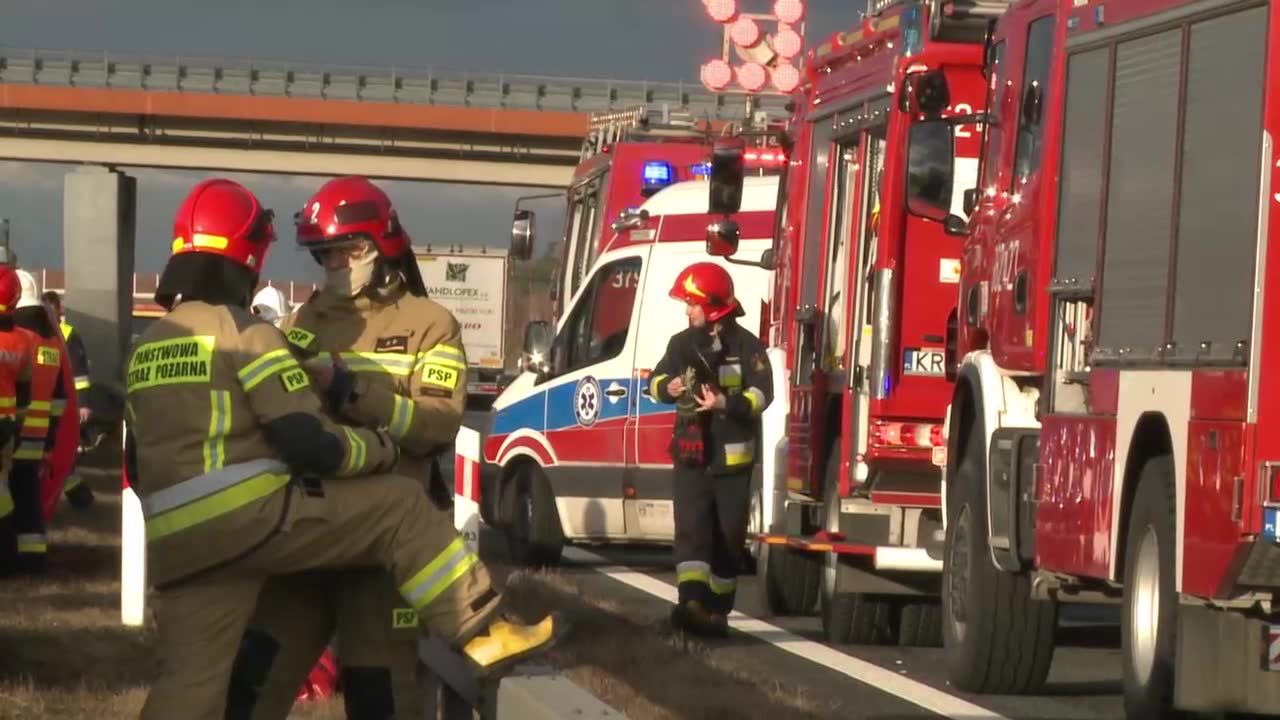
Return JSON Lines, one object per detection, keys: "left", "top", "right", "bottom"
{"left": 281, "top": 282, "right": 467, "bottom": 485}
{"left": 60, "top": 321, "right": 91, "bottom": 408}
{"left": 0, "top": 327, "right": 32, "bottom": 517}
{"left": 125, "top": 300, "right": 398, "bottom": 586}
{"left": 13, "top": 329, "right": 63, "bottom": 463}
{"left": 648, "top": 321, "right": 773, "bottom": 475}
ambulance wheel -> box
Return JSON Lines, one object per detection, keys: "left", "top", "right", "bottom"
{"left": 942, "top": 414, "right": 1056, "bottom": 694}
{"left": 502, "top": 464, "right": 563, "bottom": 568}
{"left": 822, "top": 591, "right": 893, "bottom": 645}
{"left": 1121, "top": 455, "right": 1178, "bottom": 719}
{"left": 897, "top": 600, "right": 943, "bottom": 648}
{"left": 756, "top": 542, "right": 819, "bottom": 617}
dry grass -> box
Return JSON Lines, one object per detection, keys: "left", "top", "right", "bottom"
{"left": 501, "top": 569, "right": 829, "bottom": 720}
{"left": 0, "top": 474, "right": 341, "bottom": 720}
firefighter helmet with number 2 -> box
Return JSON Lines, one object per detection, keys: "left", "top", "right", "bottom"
{"left": 293, "top": 176, "right": 427, "bottom": 295}
{"left": 669, "top": 262, "right": 742, "bottom": 322}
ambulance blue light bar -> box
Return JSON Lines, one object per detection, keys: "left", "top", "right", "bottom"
{"left": 642, "top": 161, "right": 675, "bottom": 194}
{"left": 690, "top": 162, "right": 713, "bottom": 178}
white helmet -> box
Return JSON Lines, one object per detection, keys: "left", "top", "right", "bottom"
{"left": 251, "top": 286, "right": 291, "bottom": 327}
{"left": 15, "top": 269, "right": 40, "bottom": 309}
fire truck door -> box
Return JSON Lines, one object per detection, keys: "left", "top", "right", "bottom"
{"left": 846, "top": 129, "right": 888, "bottom": 487}
{"left": 539, "top": 250, "right": 646, "bottom": 539}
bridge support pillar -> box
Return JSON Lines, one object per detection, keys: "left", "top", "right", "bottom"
{"left": 63, "top": 165, "right": 136, "bottom": 409}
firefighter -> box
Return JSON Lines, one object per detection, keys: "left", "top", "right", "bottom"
{"left": 42, "top": 290, "right": 94, "bottom": 508}
{"left": 228, "top": 176, "right": 475, "bottom": 720}
{"left": 0, "top": 266, "right": 32, "bottom": 577}
{"left": 8, "top": 270, "right": 68, "bottom": 574}
{"left": 649, "top": 262, "right": 773, "bottom": 637}
{"left": 131, "top": 178, "right": 565, "bottom": 720}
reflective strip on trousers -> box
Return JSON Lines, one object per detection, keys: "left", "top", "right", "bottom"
{"left": 50, "top": 399, "right": 65, "bottom": 416}
{"left": 14, "top": 441, "right": 44, "bottom": 460}
{"left": 0, "top": 488, "right": 12, "bottom": 517}
{"left": 676, "top": 560, "right": 711, "bottom": 586}
{"left": 744, "top": 387, "right": 766, "bottom": 415}
{"left": 342, "top": 426, "right": 367, "bottom": 473}
{"left": 237, "top": 349, "right": 297, "bottom": 392}
{"left": 388, "top": 395, "right": 415, "bottom": 440}
{"left": 398, "top": 536, "right": 480, "bottom": 610}
{"left": 27, "top": 400, "right": 50, "bottom": 412}
{"left": 725, "top": 441, "right": 754, "bottom": 467}
{"left": 142, "top": 458, "right": 290, "bottom": 541}
{"left": 710, "top": 575, "right": 737, "bottom": 596}
{"left": 203, "top": 390, "right": 230, "bottom": 473}
{"left": 418, "top": 344, "right": 467, "bottom": 372}
{"left": 74, "top": 376, "right": 91, "bottom": 391}
{"left": 63, "top": 474, "right": 83, "bottom": 491}
{"left": 17, "top": 533, "right": 46, "bottom": 554}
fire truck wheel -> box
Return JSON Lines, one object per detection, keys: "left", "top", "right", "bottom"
{"left": 756, "top": 542, "right": 820, "bottom": 617}
{"left": 1121, "top": 454, "right": 1177, "bottom": 719}
{"left": 822, "top": 591, "right": 893, "bottom": 645}
{"left": 942, "top": 417, "right": 1056, "bottom": 694}
{"left": 897, "top": 600, "right": 943, "bottom": 647}
{"left": 501, "top": 464, "right": 564, "bottom": 568}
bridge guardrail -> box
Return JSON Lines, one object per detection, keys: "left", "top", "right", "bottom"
{"left": 0, "top": 47, "right": 788, "bottom": 121}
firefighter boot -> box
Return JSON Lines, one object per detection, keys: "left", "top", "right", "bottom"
{"left": 461, "top": 612, "right": 569, "bottom": 679}
{"left": 671, "top": 600, "right": 728, "bottom": 638}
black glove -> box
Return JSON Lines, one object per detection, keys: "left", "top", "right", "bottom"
{"left": 324, "top": 364, "right": 358, "bottom": 415}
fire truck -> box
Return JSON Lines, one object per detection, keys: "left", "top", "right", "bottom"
{"left": 510, "top": 105, "right": 717, "bottom": 320}
{"left": 714, "top": 0, "right": 1001, "bottom": 646}
{"left": 932, "top": 0, "right": 1280, "bottom": 715}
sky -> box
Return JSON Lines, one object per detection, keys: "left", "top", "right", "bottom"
{"left": 0, "top": 0, "right": 866, "bottom": 282}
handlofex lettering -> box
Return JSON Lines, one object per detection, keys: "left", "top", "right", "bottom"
{"left": 128, "top": 336, "right": 215, "bottom": 391}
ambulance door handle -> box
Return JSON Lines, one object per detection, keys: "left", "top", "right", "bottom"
{"left": 605, "top": 387, "right": 628, "bottom": 398}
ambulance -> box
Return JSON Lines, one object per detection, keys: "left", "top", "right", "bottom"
{"left": 480, "top": 175, "right": 781, "bottom": 565}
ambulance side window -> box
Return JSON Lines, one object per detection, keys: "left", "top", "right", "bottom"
{"left": 555, "top": 257, "right": 642, "bottom": 375}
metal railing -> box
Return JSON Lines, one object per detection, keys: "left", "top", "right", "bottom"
{"left": 0, "top": 47, "right": 787, "bottom": 121}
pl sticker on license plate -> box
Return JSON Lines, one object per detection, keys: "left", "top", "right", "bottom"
{"left": 903, "top": 347, "right": 946, "bottom": 377}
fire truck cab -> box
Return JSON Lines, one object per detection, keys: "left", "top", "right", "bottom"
{"left": 483, "top": 176, "right": 778, "bottom": 565}
{"left": 939, "top": 0, "right": 1280, "bottom": 715}
{"left": 717, "top": 0, "right": 1005, "bottom": 647}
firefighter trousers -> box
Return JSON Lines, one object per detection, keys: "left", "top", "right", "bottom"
{"left": 232, "top": 569, "right": 428, "bottom": 720}
{"left": 672, "top": 465, "right": 752, "bottom": 615}
{"left": 8, "top": 460, "right": 44, "bottom": 571}
{"left": 140, "top": 472, "right": 500, "bottom": 720}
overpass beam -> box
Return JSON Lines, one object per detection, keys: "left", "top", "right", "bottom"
{"left": 63, "top": 165, "right": 136, "bottom": 408}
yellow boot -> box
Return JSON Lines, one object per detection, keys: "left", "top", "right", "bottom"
{"left": 462, "top": 612, "right": 568, "bottom": 678}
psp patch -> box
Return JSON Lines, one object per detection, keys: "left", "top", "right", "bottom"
{"left": 280, "top": 367, "right": 311, "bottom": 393}
{"left": 391, "top": 608, "right": 418, "bottom": 629}
{"left": 285, "top": 327, "right": 316, "bottom": 350}
{"left": 421, "top": 363, "right": 460, "bottom": 391}
{"left": 36, "top": 346, "right": 60, "bottom": 366}
{"left": 375, "top": 335, "right": 409, "bottom": 353}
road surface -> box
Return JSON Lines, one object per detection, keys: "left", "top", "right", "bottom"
{"left": 451, "top": 410, "right": 1124, "bottom": 720}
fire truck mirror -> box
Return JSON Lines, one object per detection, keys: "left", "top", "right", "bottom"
{"left": 963, "top": 188, "right": 980, "bottom": 216}
{"left": 511, "top": 209, "right": 536, "bottom": 261}
{"left": 708, "top": 137, "right": 746, "bottom": 216}
{"left": 905, "top": 119, "right": 954, "bottom": 222}
{"left": 900, "top": 70, "right": 951, "bottom": 118}
{"left": 944, "top": 214, "right": 968, "bottom": 236}
{"left": 758, "top": 248, "right": 777, "bottom": 271}
{"left": 522, "top": 320, "right": 553, "bottom": 377}
{"left": 706, "top": 220, "right": 741, "bottom": 257}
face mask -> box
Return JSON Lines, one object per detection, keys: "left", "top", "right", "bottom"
{"left": 324, "top": 251, "right": 378, "bottom": 297}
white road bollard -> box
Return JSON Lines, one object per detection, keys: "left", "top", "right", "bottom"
{"left": 120, "top": 427, "right": 147, "bottom": 626}
{"left": 453, "top": 426, "right": 482, "bottom": 553}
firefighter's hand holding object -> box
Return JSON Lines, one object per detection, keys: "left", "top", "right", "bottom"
{"left": 694, "top": 385, "right": 726, "bottom": 413}
{"left": 667, "top": 376, "right": 687, "bottom": 396}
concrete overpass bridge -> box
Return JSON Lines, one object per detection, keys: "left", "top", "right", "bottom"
{"left": 0, "top": 47, "right": 783, "bottom": 187}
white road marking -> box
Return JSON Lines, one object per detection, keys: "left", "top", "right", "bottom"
{"left": 562, "top": 547, "right": 1009, "bottom": 720}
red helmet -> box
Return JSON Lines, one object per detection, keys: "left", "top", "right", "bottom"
{"left": 294, "top": 176, "right": 411, "bottom": 259}
{"left": 0, "top": 266, "right": 20, "bottom": 315}
{"left": 171, "top": 179, "right": 276, "bottom": 273}
{"left": 670, "top": 262, "right": 742, "bottom": 322}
